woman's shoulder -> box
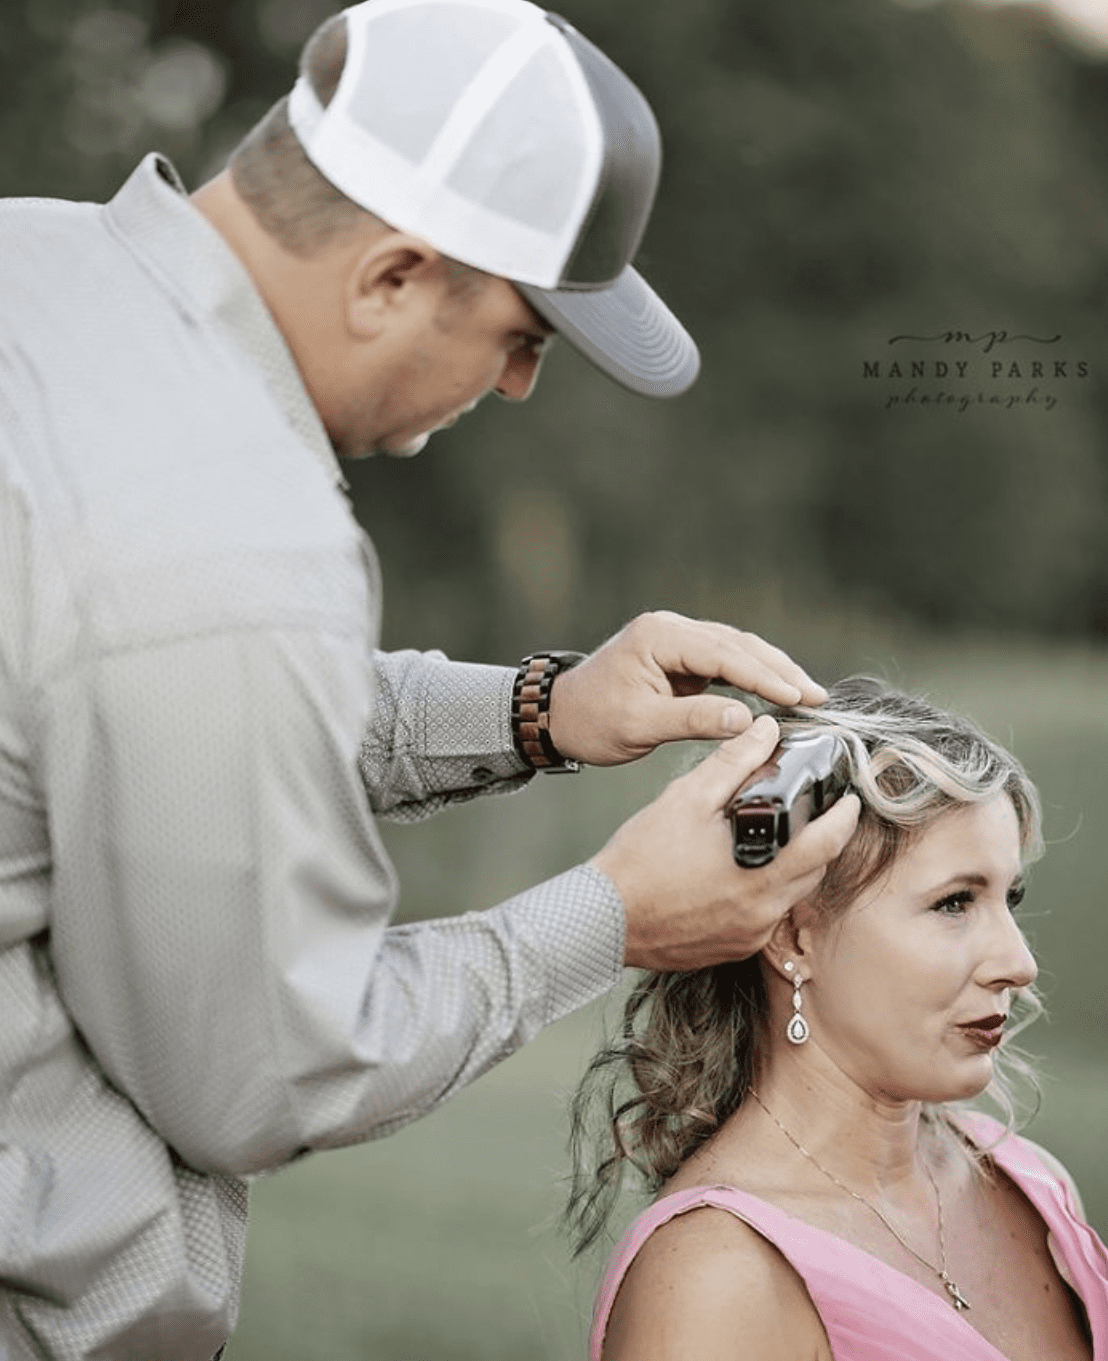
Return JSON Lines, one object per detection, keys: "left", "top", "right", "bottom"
{"left": 598, "top": 1187, "right": 831, "bottom": 1361}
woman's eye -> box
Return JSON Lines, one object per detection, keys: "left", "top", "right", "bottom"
{"left": 1006, "top": 882, "right": 1026, "bottom": 911}
{"left": 932, "top": 890, "right": 974, "bottom": 916}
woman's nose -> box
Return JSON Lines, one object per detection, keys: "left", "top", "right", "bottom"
{"left": 981, "top": 910, "right": 1038, "bottom": 992}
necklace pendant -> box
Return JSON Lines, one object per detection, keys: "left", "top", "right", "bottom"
{"left": 941, "top": 1275, "right": 971, "bottom": 1312}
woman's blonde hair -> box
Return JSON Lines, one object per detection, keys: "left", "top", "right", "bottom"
{"left": 565, "top": 677, "right": 1044, "bottom": 1254}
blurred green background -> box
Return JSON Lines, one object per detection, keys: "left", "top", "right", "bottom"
{"left": 3, "top": 0, "right": 1107, "bottom": 1355}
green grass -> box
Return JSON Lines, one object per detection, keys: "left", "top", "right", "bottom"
{"left": 227, "top": 637, "right": 1108, "bottom": 1361}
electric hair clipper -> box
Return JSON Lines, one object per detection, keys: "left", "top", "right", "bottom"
{"left": 726, "top": 731, "right": 850, "bottom": 868}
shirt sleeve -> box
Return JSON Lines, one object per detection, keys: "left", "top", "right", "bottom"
{"left": 40, "top": 622, "right": 625, "bottom": 1178}
{"left": 360, "top": 648, "right": 535, "bottom": 822}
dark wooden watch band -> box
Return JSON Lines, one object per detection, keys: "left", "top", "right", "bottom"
{"left": 510, "top": 651, "right": 586, "bottom": 772}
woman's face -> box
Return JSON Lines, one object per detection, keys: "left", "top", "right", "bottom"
{"left": 800, "top": 793, "right": 1037, "bottom": 1105}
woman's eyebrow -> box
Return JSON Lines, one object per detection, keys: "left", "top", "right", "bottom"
{"left": 922, "top": 871, "right": 991, "bottom": 894}
{"left": 923, "top": 868, "right": 1027, "bottom": 897}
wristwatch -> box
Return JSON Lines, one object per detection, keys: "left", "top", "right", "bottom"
{"left": 510, "top": 651, "right": 586, "bottom": 772}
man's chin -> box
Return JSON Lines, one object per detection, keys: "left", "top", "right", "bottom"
{"left": 339, "top": 430, "right": 432, "bottom": 460}
{"left": 379, "top": 431, "right": 431, "bottom": 459}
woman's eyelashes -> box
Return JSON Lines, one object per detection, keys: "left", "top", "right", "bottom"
{"left": 931, "top": 889, "right": 975, "bottom": 917}
{"left": 929, "top": 881, "right": 1027, "bottom": 917}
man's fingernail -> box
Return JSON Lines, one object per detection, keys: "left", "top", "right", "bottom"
{"left": 723, "top": 705, "right": 749, "bottom": 732}
{"left": 805, "top": 678, "right": 829, "bottom": 702}
{"left": 750, "top": 713, "right": 778, "bottom": 738}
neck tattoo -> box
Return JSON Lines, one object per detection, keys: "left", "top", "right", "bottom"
{"left": 747, "top": 1089, "right": 971, "bottom": 1312}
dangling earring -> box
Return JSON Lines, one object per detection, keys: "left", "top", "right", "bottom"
{"left": 784, "top": 962, "right": 809, "bottom": 1045}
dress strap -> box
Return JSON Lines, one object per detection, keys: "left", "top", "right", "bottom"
{"left": 589, "top": 1182, "right": 1007, "bottom": 1361}
{"left": 954, "top": 1111, "right": 1108, "bottom": 1352}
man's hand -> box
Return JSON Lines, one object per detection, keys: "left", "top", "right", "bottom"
{"left": 591, "top": 715, "right": 861, "bottom": 970}
{"left": 547, "top": 611, "right": 827, "bottom": 767}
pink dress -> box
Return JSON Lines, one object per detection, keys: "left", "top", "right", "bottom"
{"left": 590, "top": 1115, "right": 1108, "bottom": 1360}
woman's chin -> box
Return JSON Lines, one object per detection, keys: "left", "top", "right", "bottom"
{"left": 876, "top": 1053, "right": 995, "bottom": 1105}
{"left": 931, "top": 1054, "right": 996, "bottom": 1104}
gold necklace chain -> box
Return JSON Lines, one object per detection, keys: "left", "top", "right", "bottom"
{"left": 747, "top": 1088, "right": 971, "bottom": 1312}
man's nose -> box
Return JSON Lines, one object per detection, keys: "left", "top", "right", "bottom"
{"left": 496, "top": 344, "right": 544, "bottom": 402}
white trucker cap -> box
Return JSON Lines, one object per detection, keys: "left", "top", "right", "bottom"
{"left": 287, "top": 0, "right": 700, "bottom": 397}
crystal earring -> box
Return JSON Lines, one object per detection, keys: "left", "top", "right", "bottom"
{"left": 785, "top": 965, "right": 809, "bottom": 1045}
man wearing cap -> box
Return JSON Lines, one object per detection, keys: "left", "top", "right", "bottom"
{"left": 0, "top": 1, "right": 858, "bottom": 1356}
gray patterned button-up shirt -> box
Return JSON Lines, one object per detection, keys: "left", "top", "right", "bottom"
{"left": 0, "top": 155, "right": 624, "bottom": 1360}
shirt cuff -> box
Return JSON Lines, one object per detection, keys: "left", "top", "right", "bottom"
{"left": 419, "top": 660, "right": 526, "bottom": 774}
{"left": 363, "top": 654, "right": 534, "bottom": 818}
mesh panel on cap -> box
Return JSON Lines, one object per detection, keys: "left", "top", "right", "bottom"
{"left": 445, "top": 46, "right": 585, "bottom": 234}
{"left": 348, "top": 4, "right": 514, "bottom": 165}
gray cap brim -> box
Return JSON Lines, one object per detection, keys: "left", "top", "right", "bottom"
{"left": 517, "top": 266, "right": 700, "bottom": 398}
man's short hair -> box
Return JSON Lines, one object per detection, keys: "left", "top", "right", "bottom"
{"left": 230, "top": 13, "right": 486, "bottom": 294}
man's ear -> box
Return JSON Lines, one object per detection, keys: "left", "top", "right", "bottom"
{"left": 344, "top": 234, "right": 445, "bottom": 339}
{"left": 760, "top": 903, "right": 817, "bottom": 984}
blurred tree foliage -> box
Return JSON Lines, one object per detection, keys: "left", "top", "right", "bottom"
{"left": 4, "top": 0, "right": 1107, "bottom": 659}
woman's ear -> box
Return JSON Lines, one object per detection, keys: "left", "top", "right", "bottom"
{"left": 760, "top": 903, "right": 817, "bottom": 983}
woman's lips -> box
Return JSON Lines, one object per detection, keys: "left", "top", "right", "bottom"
{"left": 959, "top": 1014, "right": 1007, "bottom": 1050}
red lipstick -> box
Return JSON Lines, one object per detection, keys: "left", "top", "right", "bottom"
{"left": 959, "top": 1014, "right": 1007, "bottom": 1050}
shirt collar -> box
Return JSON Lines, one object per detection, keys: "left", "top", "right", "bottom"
{"left": 103, "top": 153, "right": 347, "bottom": 490}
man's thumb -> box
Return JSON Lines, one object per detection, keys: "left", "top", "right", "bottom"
{"left": 678, "top": 713, "right": 780, "bottom": 809}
